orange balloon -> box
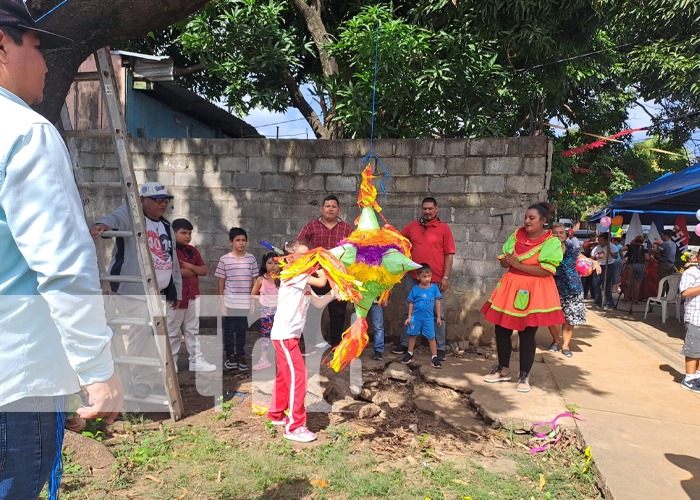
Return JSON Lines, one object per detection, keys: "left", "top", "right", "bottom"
{"left": 611, "top": 215, "right": 623, "bottom": 226}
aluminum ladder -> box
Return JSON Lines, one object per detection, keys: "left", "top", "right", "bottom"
{"left": 60, "top": 47, "right": 183, "bottom": 421}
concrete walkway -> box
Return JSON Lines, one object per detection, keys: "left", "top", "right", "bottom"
{"left": 541, "top": 303, "right": 700, "bottom": 500}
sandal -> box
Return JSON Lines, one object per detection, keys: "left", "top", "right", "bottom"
{"left": 562, "top": 349, "right": 573, "bottom": 358}
{"left": 548, "top": 343, "right": 559, "bottom": 352}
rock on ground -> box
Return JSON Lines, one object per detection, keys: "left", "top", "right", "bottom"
{"left": 63, "top": 431, "right": 116, "bottom": 478}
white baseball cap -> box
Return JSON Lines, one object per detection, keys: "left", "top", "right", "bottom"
{"left": 139, "top": 182, "right": 174, "bottom": 199}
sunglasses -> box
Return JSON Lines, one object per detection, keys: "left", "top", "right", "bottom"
{"left": 147, "top": 197, "right": 170, "bottom": 204}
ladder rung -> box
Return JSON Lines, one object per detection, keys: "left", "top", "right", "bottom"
{"left": 114, "top": 355, "right": 162, "bottom": 367}
{"left": 62, "top": 129, "right": 112, "bottom": 139}
{"left": 79, "top": 181, "right": 124, "bottom": 190}
{"left": 101, "top": 230, "right": 134, "bottom": 238}
{"left": 124, "top": 394, "right": 171, "bottom": 406}
{"left": 109, "top": 316, "right": 150, "bottom": 327}
{"left": 73, "top": 71, "right": 100, "bottom": 82}
{"left": 100, "top": 274, "right": 143, "bottom": 283}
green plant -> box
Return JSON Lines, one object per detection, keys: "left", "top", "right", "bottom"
{"left": 62, "top": 450, "right": 84, "bottom": 476}
{"left": 81, "top": 417, "right": 106, "bottom": 442}
{"left": 417, "top": 433, "right": 435, "bottom": 460}
{"left": 215, "top": 397, "right": 234, "bottom": 421}
{"left": 566, "top": 403, "right": 580, "bottom": 415}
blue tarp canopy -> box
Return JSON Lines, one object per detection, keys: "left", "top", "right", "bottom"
{"left": 605, "top": 163, "right": 700, "bottom": 224}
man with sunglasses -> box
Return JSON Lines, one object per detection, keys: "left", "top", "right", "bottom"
{"left": 91, "top": 182, "right": 182, "bottom": 400}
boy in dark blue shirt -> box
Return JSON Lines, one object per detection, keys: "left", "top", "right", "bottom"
{"left": 401, "top": 264, "right": 443, "bottom": 368}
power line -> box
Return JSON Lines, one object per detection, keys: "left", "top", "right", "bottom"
{"left": 517, "top": 42, "right": 635, "bottom": 72}
{"left": 250, "top": 117, "right": 308, "bottom": 129}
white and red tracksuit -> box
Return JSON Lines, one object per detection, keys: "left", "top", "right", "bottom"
{"left": 268, "top": 274, "right": 311, "bottom": 433}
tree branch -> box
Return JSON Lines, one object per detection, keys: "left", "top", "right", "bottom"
{"left": 634, "top": 100, "right": 657, "bottom": 121}
{"left": 281, "top": 69, "right": 328, "bottom": 139}
{"left": 288, "top": 0, "right": 338, "bottom": 78}
{"left": 29, "top": 0, "right": 210, "bottom": 121}
{"left": 174, "top": 63, "right": 206, "bottom": 77}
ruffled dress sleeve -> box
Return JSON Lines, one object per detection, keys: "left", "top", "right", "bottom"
{"left": 538, "top": 236, "right": 564, "bottom": 274}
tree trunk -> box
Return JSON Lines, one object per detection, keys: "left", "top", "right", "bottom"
{"left": 28, "top": 0, "right": 209, "bottom": 122}
{"left": 287, "top": 0, "right": 344, "bottom": 138}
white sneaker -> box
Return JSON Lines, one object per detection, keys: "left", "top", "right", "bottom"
{"left": 284, "top": 426, "right": 317, "bottom": 442}
{"left": 189, "top": 357, "right": 216, "bottom": 372}
{"left": 315, "top": 341, "right": 331, "bottom": 349}
{"left": 268, "top": 416, "right": 289, "bottom": 426}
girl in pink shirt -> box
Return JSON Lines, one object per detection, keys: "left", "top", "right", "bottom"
{"left": 251, "top": 252, "right": 280, "bottom": 370}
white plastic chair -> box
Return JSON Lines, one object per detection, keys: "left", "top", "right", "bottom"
{"left": 644, "top": 274, "right": 682, "bottom": 324}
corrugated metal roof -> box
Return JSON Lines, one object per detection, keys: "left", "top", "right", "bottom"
{"left": 136, "top": 81, "right": 262, "bottom": 138}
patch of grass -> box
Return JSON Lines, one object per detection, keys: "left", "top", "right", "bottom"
{"left": 62, "top": 422, "right": 601, "bottom": 500}
{"left": 513, "top": 445, "right": 599, "bottom": 498}
{"left": 326, "top": 424, "right": 361, "bottom": 442}
{"left": 120, "top": 412, "right": 153, "bottom": 427}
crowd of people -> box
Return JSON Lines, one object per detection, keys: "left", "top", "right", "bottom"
{"left": 89, "top": 190, "right": 457, "bottom": 442}
{"left": 1, "top": 0, "right": 695, "bottom": 490}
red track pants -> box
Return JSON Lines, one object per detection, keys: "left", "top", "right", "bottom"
{"left": 268, "top": 338, "right": 307, "bottom": 433}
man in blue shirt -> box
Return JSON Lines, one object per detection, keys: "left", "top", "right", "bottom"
{"left": 0, "top": 2, "right": 122, "bottom": 496}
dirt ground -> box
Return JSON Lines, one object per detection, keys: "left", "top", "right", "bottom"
{"left": 60, "top": 324, "right": 600, "bottom": 498}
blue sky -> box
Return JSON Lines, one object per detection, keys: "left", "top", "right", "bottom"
{"left": 241, "top": 99, "right": 700, "bottom": 162}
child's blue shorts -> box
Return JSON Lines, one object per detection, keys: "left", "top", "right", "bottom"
{"left": 407, "top": 318, "right": 435, "bottom": 339}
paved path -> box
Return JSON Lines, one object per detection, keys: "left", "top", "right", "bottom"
{"left": 542, "top": 305, "right": 700, "bottom": 500}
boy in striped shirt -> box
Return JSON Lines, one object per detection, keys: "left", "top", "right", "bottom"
{"left": 216, "top": 227, "right": 258, "bottom": 370}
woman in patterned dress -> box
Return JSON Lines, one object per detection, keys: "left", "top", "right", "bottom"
{"left": 547, "top": 224, "right": 586, "bottom": 358}
{"left": 481, "top": 202, "right": 565, "bottom": 392}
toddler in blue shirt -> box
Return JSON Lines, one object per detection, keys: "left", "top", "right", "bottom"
{"left": 401, "top": 264, "right": 443, "bottom": 369}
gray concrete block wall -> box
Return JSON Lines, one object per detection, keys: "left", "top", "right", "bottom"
{"left": 76, "top": 136, "right": 553, "bottom": 345}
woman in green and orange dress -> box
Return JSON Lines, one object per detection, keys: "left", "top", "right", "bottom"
{"left": 481, "top": 202, "right": 565, "bottom": 392}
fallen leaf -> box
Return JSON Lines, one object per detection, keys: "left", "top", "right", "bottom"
{"left": 538, "top": 474, "right": 546, "bottom": 491}
{"left": 310, "top": 479, "right": 329, "bottom": 488}
{"left": 145, "top": 475, "right": 163, "bottom": 485}
{"left": 216, "top": 467, "right": 223, "bottom": 483}
{"left": 451, "top": 479, "right": 469, "bottom": 486}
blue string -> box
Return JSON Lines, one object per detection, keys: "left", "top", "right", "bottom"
{"left": 35, "top": 0, "right": 71, "bottom": 22}
{"left": 363, "top": 153, "right": 391, "bottom": 196}
{"left": 368, "top": 2, "right": 381, "bottom": 157}
{"left": 364, "top": 1, "right": 391, "bottom": 196}
{"left": 223, "top": 391, "right": 248, "bottom": 404}
{"left": 48, "top": 396, "right": 66, "bottom": 500}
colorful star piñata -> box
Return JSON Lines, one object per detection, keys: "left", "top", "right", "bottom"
{"left": 327, "top": 164, "right": 420, "bottom": 371}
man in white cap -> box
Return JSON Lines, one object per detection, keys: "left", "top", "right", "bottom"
{"left": 91, "top": 182, "right": 182, "bottom": 399}
{"left": 0, "top": 1, "right": 122, "bottom": 496}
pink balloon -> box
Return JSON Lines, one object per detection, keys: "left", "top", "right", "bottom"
{"left": 695, "top": 225, "right": 700, "bottom": 237}
{"left": 600, "top": 216, "right": 612, "bottom": 227}
{"left": 576, "top": 258, "right": 594, "bottom": 277}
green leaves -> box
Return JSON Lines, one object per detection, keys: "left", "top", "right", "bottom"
{"left": 327, "top": 4, "right": 512, "bottom": 138}
{"left": 120, "top": 0, "right": 700, "bottom": 143}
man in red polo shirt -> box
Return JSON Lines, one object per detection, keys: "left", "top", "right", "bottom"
{"left": 391, "top": 197, "right": 455, "bottom": 361}
{"left": 297, "top": 195, "right": 353, "bottom": 350}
